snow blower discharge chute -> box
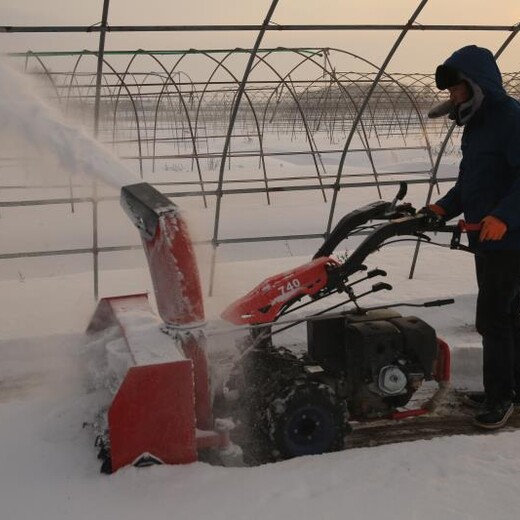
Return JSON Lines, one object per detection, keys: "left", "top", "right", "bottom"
{"left": 88, "top": 182, "right": 476, "bottom": 471}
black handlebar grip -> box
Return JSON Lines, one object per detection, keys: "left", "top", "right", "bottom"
{"left": 372, "top": 282, "right": 393, "bottom": 292}
{"left": 423, "top": 298, "right": 455, "bottom": 307}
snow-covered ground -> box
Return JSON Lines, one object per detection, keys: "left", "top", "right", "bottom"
{"left": 1, "top": 58, "right": 520, "bottom": 520}
{"left": 3, "top": 245, "right": 520, "bottom": 520}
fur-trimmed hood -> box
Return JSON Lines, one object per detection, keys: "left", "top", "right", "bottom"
{"left": 437, "top": 45, "right": 505, "bottom": 99}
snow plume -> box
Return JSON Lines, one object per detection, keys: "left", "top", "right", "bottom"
{"left": 0, "top": 58, "right": 137, "bottom": 189}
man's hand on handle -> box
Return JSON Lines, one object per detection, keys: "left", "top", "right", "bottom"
{"left": 479, "top": 215, "right": 507, "bottom": 241}
{"left": 419, "top": 205, "right": 507, "bottom": 241}
{"left": 426, "top": 204, "right": 446, "bottom": 217}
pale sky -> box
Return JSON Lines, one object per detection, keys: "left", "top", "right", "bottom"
{"left": 1, "top": 0, "right": 520, "bottom": 73}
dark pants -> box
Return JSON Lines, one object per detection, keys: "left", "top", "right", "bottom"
{"left": 475, "top": 250, "right": 520, "bottom": 403}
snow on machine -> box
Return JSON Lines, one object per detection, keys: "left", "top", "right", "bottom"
{"left": 87, "top": 181, "right": 473, "bottom": 471}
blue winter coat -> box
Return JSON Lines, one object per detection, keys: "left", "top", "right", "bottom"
{"left": 435, "top": 45, "right": 520, "bottom": 251}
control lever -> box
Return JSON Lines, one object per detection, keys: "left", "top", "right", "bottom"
{"left": 359, "top": 297, "right": 455, "bottom": 313}
{"left": 372, "top": 282, "right": 393, "bottom": 292}
{"left": 423, "top": 298, "right": 455, "bottom": 307}
{"left": 450, "top": 220, "right": 482, "bottom": 252}
{"left": 386, "top": 182, "right": 408, "bottom": 215}
{"left": 367, "top": 268, "right": 387, "bottom": 278}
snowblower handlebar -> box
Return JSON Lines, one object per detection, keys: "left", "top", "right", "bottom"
{"left": 332, "top": 213, "right": 460, "bottom": 280}
{"left": 313, "top": 197, "right": 418, "bottom": 260}
{"left": 221, "top": 184, "right": 474, "bottom": 325}
{"left": 313, "top": 200, "right": 394, "bottom": 259}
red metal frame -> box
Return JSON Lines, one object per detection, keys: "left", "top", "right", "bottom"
{"left": 109, "top": 361, "right": 198, "bottom": 470}
{"left": 221, "top": 256, "right": 340, "bottom": 325}
{"left": 389, "top": 337, "right": 451, "bottom": 421}
{"left": 434, "top": 337, "right": 451, "bottom": 384}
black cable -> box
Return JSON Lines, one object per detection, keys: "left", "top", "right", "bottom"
{"left": 375, "top": 237, "right": 474, "bottom": 252}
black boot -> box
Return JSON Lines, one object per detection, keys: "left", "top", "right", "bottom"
{"left": 473, "top": 401, "right": 514, "bottom": 429}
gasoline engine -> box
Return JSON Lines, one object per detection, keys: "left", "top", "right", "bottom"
{"left": 222, "top": 308, "right": 443, "bottom": 460}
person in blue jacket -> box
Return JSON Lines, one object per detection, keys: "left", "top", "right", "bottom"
{"left": 427, "top": 45, "right": 520, "bottom": 429}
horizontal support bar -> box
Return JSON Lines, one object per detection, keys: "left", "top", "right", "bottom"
{"left": 121, "top": 146, "right": 430, "bottom": 161}
{"left": 215, "top": 233, "right": 325, "bottom": 244}
{"left": 0, "top": 244, "right": 143, "bottom": 260}
{"left": 0, "top": 197, "right": 95, "bottom": 207}
{"left": 0, "top": 176, "right": 457, "bottom": 208}
{"left": 1, "top": 24, "right": 518, "bottom": 34}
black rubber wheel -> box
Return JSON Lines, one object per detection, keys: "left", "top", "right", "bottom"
{"left": 266, "top": 383, "right": 347, "bottom": 459}
{"left": 384, "top": 389, "right": 414, "bottom": 410}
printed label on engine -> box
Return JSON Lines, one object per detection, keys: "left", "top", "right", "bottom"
{"left": 278, "top": 278, "right": 301, "bottom": 295}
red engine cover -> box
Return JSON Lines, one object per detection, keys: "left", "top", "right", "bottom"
{"left": 221, "top": 256, "right": 339, "bottom": 325}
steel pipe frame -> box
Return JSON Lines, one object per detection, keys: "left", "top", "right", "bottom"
{"left": 253, "top": 49, "right": 329, "bottom": 203}
{"left": 3, "top": 2, "right": 520, "bottom": 298}
{"left": 138, "top": 53, "right": 208, "bottom": 207}
{"left": 103, "top": 52, "right": 206, "bottom": 204}
{"left": 257, "top": 52, "right": 380, "bottom": 197}
{"left": 0, "top": 174, "right": 458, "bottom": 274}
{"left": 209, "top": 0, "right": 280, "bottom": 295}
{"left": 2, "top": 24, "right": 520, "bottom": 33}
{"left": 18, "top": 54, "right": 462, "bottom": 146}
{"left": 5, "top": 47, "right": 513, "bottom": 298}
{"left": 326, "top": 0, "right": 430, "bottom": 235}
{"left": 6, "top": 51, "right": 517, "bottom": 190}
{"left": 325, "top": 69, "right": 383, "bottom": 197}
{"left": 90, "top": 52, "right": 146, "bottom": 176}
{"left": 187, "top": 49, "right": 269, "bottom": 207}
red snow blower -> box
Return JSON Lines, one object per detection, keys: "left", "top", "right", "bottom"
{"left": 88, "top": 181, "right": 473, "bottom": 471}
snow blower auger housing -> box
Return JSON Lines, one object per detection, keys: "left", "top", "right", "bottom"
{"left": 219, "top": 183, "right": 463, "bottom": 462}
{"left": 88, "top": 183, "right": 241, "bottom": 473}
